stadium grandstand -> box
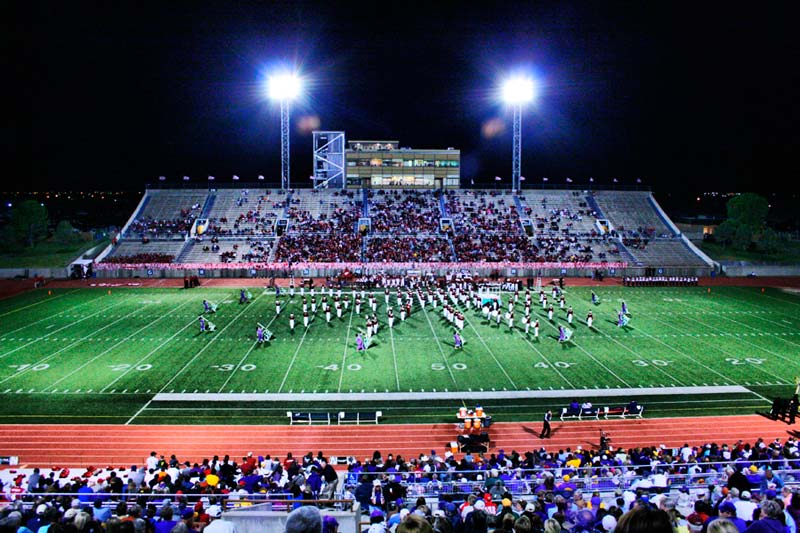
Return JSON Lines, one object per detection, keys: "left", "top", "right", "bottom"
{"left": 96, "top": 186, "right": 714, "bottom": 276}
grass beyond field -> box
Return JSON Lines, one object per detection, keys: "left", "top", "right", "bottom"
{"left": 0, "top": 284, "right": 798, "bottom": 424}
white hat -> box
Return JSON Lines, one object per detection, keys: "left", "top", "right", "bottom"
{"left": 36, "top": 504, "right": 48, "bottom": 515}
{"left": 602, "top": 515, "right": 617, "bottom": 531}
{"left": 525, "top": 503, "right": 536, "bottom": 513}
{"left": 474, "top": 500, "right": 485, "bottom": 510}
{"left": 373, "top": 479, "right": 381, "bottom": 486}
{"left": 207, "top": 505, "right": 222, "bottom": 518}
{"left": 64, "top": 509, "right": 78, "bottom": 521}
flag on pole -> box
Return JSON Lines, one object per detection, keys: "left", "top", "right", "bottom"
{"left": 613, "top": 178, "right": 618, "bottom": 183}
{"left": 233, "top": 175, "right": 240, "bottom": 181}
{"left": 589, "top": 177, "right": 594, "bottom": 183}
{"left": 470, "top": 178, "right": 475, "bottom": 185}
{"left": 519, "top": 176, "right": 526, "bottom": 181}
{"left": 636, "top": 178, "right": 642, "bottom": 183}
{"left": 158, "top": 176, "right": 166, "bottom": 181}
{"left": 183, "top": 176, "right": 190, "bottom": 181}
{"left": 208, "top": 176, "right": 215, "bottom": 181}
{"left": 495, "top": 176, "right": 502, "bottom": 181}
{"left": 542, "top": 177, "right": 549, "bottom": 182}
{"left": 258, "top": 175, "right": 265, "bottom": 180}
{"left": 566, "top": 177, "right": 573, "bottom": 183}
{"left": 309, "top": 175, "right": 315, "bottom": 180}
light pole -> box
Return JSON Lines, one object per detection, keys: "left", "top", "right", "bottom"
{"left": 268, "top": 73, "right": 301, "bottom": 190}
{"left": 501, "top": 77, "right": 535, "bottom": 192}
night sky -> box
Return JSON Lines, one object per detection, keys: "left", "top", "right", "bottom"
{"left": 8, "top": 1, "right": 800, "bottom": 193}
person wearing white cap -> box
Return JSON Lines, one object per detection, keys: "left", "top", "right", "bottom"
{"left": 600, "top": 514, "right": 617, "bottom": 532}
{"left": 203, "top": 504, "right": 236, "bottom": 533}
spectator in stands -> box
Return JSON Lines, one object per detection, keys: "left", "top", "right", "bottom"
{"left": 744, "top": 499, "right": 785, "bottom": 533}
{"left": 759, "top": 468, "right": 784, "bottom": 493}
{"left": 706, "top": 502, "right": 747, "bottom": 533}
{"left": 614, "top": 506, "right": 672, "bottom": 533}
{"left": 285, "top": 506, "right": 322, "bottom": 533}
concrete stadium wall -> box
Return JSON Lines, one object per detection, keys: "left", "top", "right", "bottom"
{"left": 0, "top": 268, "right": 69, "bottom": 279}
{"left": 222, "top": 504, "right": 361, "bottom": 533}
{"left": 721, "top": 264, "right": 800, "bottom": 277}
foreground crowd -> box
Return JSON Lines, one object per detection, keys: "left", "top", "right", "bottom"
{"left": 1, "top": 434, "right": 800, "bottom": 533}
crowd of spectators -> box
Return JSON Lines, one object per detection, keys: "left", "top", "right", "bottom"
{"left": 451, "top": 233, "right": 534, "bottom": 262}
{"left": 286, "top": 190, "right": 361, "bottom": 234}
{"left": 364, "top": 237, "right": 453, "bottom": 263}
{"left": 445, "top": 191, "right": 522, "bottom": 234}
{"left": 204, "top": 190, "right": 287, "bottom": 237}
{"left": 103, "top": 253, "right": 175, "bottom": 264}
{"left": 127, "top": 218, "right": 195, "bottom": 240}
{"left": 368, "top": 190, "right": 442, "bottom": 234}
{"left": 274, "top": 234, "right": 362, "bottom": 263}
{"left": 3, "top": 435, "right": 800, "bottom": 533}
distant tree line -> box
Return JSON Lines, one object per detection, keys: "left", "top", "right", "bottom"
{"left": 711, "top": 193, "right": 784, "bottom": 253}
{"left": 0, "top": 200, "right": 86, "bottom": 253}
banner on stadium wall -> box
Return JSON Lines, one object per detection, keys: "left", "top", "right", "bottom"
{"left": 95, "top": 261, "right": 628, "bottom": 271}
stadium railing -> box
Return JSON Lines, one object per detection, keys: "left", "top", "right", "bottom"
{"left": 337, "top": 411, "right": 382, "bottom": 425}
{"left": 561, "top": 403, "right": 643, "bottom": 421}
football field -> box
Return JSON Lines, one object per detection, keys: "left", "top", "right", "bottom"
{"left": 0, "top": 284, "right": 798, "bottom": 424}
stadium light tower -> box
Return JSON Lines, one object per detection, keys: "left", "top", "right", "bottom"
{"left": 501, "top": 76, "right": 536, "bottom": 192}
{"left": 268, "top": 73, "right": 302, "bottom": 190}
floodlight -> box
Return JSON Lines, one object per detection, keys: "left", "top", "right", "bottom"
{"left": 268, "top": 74, "right": 301, "bottom": 101}
{"left": 502, "top": 77, "right": 535, "bottom": 104}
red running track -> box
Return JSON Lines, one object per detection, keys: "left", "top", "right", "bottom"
{"left": 0, "top": 415, "right": 794, "bottom": 468}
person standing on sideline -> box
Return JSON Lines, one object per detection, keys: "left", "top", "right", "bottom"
{"left": 540, "top": 410, "right": 552, "bottom": 439}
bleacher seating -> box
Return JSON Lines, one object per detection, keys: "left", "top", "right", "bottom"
{"left": 106, "top": 188, "right": 710, "bottom": 268}
{"left": 368, "top": 189, "right": 442, "bottom": 234}
{"left": 593, "top": 191, "right": 675, "bottom": 239}
{"left": 104, "top": 240, "right": 185, "bottom": 262}
{"left": 180, "top": 237, "right": 277, "bottom": 264}
{"left": 203, "top": 189, "right": 288, "bottom": 236}
{"left": 623, "top": 240, "right": 709, "bottom": 267}
{"left": 125, "top": 189, "right": 209, "bottom": 239}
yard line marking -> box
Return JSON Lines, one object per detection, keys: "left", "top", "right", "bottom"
{"left": 337, "top": 297, "right": 357, "bottom": 393}
{"left": 461, "top": 310, "right": 516, "bottom": 388}
{"left": 419, "top": 305, "right": 458, "bottom": 386}
{"left": 279, "top": 318, "right": 313, "bottom": 394}
{"left": 666, "top": 297, "right": 800, "bottom": 370}
{"left": 388, "top": 321, "right": 401, "bottom": 392}
{"left": 157, "top": 292, "right": 265, "bottom": 394}
{"left": 630, "top": 312, "right": 766, "bottom": 384}
{"left": 218, "top": 340, "right": 260, "bottom": 394}
{"left": 530, "top": 306, "right": 631, "bottom": 387}
{"left": 125, "top": 399, "right": 152, "bottom": 425}
{"left": 0, "top": 289, "right": 80, "bottom": 318}
{"left": 693, "top": 286, "right": 800, "bottom": 328}
{"left": 565, "top": 297, "right": 686, "bottom": 386}
{"left": 218, "top": 311, "right": 280, "bottom": 393}
{"left": 43, "top": 299, "right": 195, "bottom": 392}
{"left": 643, "top": 306, "right": 791, "bottom": 384}
{"left": 0, "top": 304, "right": 144, "bottom": 387}
{"left": 0, "top": 299, "right": 129, "bottom": 359}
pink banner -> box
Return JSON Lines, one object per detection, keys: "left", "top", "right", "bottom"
{"left": 96, "top": 261, "right": 628, "bottom": 271}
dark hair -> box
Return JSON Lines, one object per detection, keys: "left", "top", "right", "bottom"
{"left": 614, "top": 508, "right": 673, "bottom": 533}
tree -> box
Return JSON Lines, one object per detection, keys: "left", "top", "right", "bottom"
{"left": 54, "top": 220, "right": 79, "bottom": 245}
{"left": 716, "top": 193, "right": 770, "bottom": 251}
{"left": 726, "top": 193, "right": 769, "bottom": 230}
{"left": 11, "top": 200, "right": 49, "bottom": 248}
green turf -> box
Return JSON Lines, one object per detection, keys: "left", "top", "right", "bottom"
{"left": 0, "top": 285, "right": 799, "bottom": 424}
